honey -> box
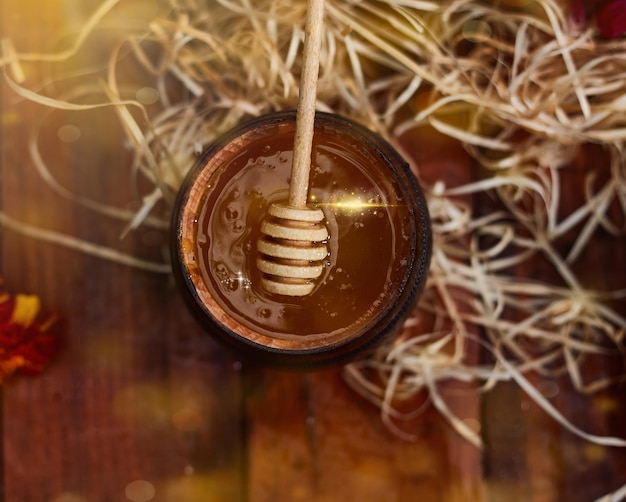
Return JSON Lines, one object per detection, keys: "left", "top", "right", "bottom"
{"left": 172, "top": 112, "right": 431, "bottom": 367}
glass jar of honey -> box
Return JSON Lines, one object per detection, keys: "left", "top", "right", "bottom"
{"left": 171, "top": 111, "right": 431, "bottom": 368}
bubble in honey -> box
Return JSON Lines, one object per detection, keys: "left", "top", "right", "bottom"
{"left": 214, "top": 263, "right": 229, "bottom": 280}
{"left": 244, "top": 293, "right": 257, "bottom": 305}
{"left": 257, "top": 307, "right": 272, "bottom": 319}
{"left": 224, "top": 203, "right": 240, "bottom": 221}
{"left": 225, "top": 280, "right": 239, "bottom": 292}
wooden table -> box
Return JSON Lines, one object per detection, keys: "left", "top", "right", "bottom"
{"left": 2, "top": 2, "right": 626, "bottom": 501}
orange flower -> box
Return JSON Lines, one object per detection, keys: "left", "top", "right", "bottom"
{"left": 0, "top": 280, "right": 61, "bottom": 383}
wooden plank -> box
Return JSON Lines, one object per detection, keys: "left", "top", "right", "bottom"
{"left": 310, "top": 369, "right": 484, "bottom": 502}
{"left": 244, "top": 366, "right": 485, "bottom": 502}
{"left": 0, "top": 107, "right": 246, "bottom": 502}
{"left": 244, "top": 368, "right": 317, "bottom": 501}
{"left": 1, "top": 111, "right": 246, "bottom": 502}
{"left": 1, "top": 4, "right": 245, "bottom": 500}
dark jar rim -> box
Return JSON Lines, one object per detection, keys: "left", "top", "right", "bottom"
{"left": 171, "top": 110, "right": 432, "bottom": 369}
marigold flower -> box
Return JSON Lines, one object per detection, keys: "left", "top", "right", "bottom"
{"left": 0, "top": 281, "right": 61, "bottom": 383}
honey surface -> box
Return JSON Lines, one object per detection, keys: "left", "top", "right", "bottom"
{"left": 195, "top": 128, "right": 415, "bottom": 342}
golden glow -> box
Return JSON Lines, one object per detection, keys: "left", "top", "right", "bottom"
{"left": 314, "top": 198, "right": 395, "bottom": 211}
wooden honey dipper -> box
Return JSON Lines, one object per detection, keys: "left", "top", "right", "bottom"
{"left": 257, "top": 0, "right": 329, "bottom": 297}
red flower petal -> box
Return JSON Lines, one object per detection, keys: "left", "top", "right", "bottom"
{"left": 570, "top": 0, "right": 588, "bottom": 25}
{"left": 597, "top": 0, "right": 626, "bottom": 38}
{"left": 0, "top": 280, "right": 61, "bottom": 383}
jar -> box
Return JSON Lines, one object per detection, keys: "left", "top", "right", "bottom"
{"left": 171, "top": 111, "right": 431, "bottom": 369}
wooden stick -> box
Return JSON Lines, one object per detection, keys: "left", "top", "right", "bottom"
{"left": 289, "top": 0, "right": 325, "bottom": 209}
{"left": 257, "top": 0, "right": 328, "bottom": 296}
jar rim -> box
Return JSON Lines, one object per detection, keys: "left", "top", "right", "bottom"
{"left": 172, "top": 111, "right": 431, "bottom": 368}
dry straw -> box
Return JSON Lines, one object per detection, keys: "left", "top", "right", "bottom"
{"left": 2, "top": 0, "right": 626, "bottom": 457}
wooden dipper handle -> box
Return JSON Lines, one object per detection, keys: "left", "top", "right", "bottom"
{"left": 289, "top": 0, "right": 325, "bottom": 208}
{"left": 256, "top": 0, "right": 329, "bottom": 297}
